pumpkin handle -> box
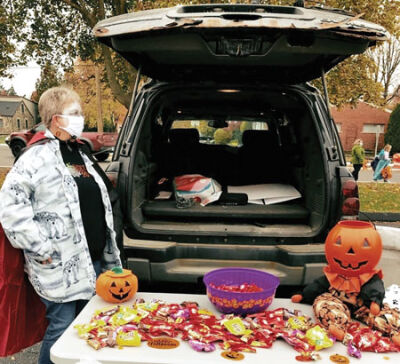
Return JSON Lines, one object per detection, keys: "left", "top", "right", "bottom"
{"left": 111, "top": 266, "right": 124, "bottom": 274}
{"left": 357, "top": 211, "right": 376, "bottom": 230}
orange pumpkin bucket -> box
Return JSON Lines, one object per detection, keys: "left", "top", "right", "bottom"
{"left": 325, "top": 221, "right": 382, "bottom": 277}
{"left": 96, "top": 267, "right": 138, "bottom": 303}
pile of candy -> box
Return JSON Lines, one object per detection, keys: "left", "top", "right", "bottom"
{"left": 209, "top": 283, "right": 264, "bottom": 293}
{"left": 75, "top": 299, "right": 400, "bottom": 360}
{"left": 75, "top": 299, "right": 334, "bottom": 359}
{"left": 343, "top": 322, "right": 399, "bottom": 355}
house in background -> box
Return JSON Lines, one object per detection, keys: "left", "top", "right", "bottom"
{"left": 0, "top": 94, "right": 38, "bottom": 135}
{"left": 331, "top": 102, "right": 391, "bottom": 154}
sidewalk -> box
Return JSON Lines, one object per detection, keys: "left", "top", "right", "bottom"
{"left": 376, "top": 224, "right": 400, "bottom": 251}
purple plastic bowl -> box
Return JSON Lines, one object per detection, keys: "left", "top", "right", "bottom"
{"left": 203, "top": 267, "right": 280, "bottom": 315}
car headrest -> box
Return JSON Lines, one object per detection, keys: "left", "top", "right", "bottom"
{"left": 169, "top": 128, "right": 200, "bottom": 146}
{"left": 242, "top": 130, "right": 274, "bottom": 148}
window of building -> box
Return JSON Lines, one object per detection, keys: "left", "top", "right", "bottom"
{"left": 335, "top": 123, "right": 342, "bottom": 132}
{"left": 21, "top": 103, "right": 25, "bottom": 113}
{"left": 25, "top": 119, "right": 28, "bottom": 128}
{"left": 17, "top": 119, "right": 21, "bottom": 129}
{"left": 362, "top": 124, "right": 385, "bottom": 133}
{"left": 0, "top": 118, "right": 3, "bottom": 128}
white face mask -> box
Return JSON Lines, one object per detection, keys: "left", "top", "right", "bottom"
{"left": 59, "top": 115, "right": 84, "bottom": 138}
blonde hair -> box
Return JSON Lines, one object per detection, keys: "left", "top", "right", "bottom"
{"left": 39, "top": 86, "right": 81, "bottom": 127}
{"left": 353, "top": 139, "right": 362, "bottom": 145}
{"left": 384, "top": 144, "right": 392, "bottom": 152}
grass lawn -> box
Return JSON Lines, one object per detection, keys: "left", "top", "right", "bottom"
{"left": 0, "top": 169, "right": 399, "bottom": 212}
{"left": 0, "top": 135, "right": 7, "bottom": 144}
{"left": 358, "top": 182, "right": 400, "bottom": 213}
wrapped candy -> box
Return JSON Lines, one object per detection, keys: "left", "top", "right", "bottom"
{"left": 110, "top": 306, "right": 142, "bottom": 326}
{"left": 344, "top": 322, "right": 400, "bottom": 353}
{"left": 347, "top": 342, "right": 361, "bottom": 358}
{"left": 87, "top": 339, "right": 105, "bottom": 350}
{"left": 136, "top": 302, "right": 159, "bottom": 312}
{"left": 116, "top": 331, "right": 141, "bottom": 347}
{"left": 280, "top": 332, "right": 313, "bottom": 353}
{"left": 170, "top": 309, "right": 190, "bottom": 320}
{"left": 209, "top": 282, "right": 263, "bottom": 293}
{"left": 223, "top": 317, "right": 252, "bottom": 336}
{"left": 188, "top": 340, "right": 216, "bottom": 352}
{"left": 288, "top": 316, "right": 312, "bottom": 331}
{"left": 74, "top": 320, "right": 106, "bottom": 339}
{"left": 305, "top": 325, "right": 334, "bottom": 351}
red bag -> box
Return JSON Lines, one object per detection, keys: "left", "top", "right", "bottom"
{"left": 0, "top": 224, "right": 48, "bottom": 357}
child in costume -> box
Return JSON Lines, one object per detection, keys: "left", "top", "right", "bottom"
{"left": 291, "top": 220, "right": 400, "bottom": 346}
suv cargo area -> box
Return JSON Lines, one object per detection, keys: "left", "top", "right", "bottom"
{"left": 94, "top": 3, "right": 381, "bottom": 287}
{"left": 124, "top": 85, "right": 332, "bottom": 242}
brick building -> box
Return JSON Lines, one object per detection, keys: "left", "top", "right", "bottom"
{"left": 331, "top": 102, "right": 391, "bottom": 153}
{"left": 0, "top": 95, "right": 38, "bottom": 135}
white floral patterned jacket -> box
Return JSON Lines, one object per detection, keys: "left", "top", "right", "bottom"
{"left": 0, "top": 129, "right": 121, "bottom": 302}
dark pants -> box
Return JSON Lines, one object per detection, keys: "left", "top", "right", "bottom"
{"left": 352, "top": 164, "right": 362, "bottom": 181}
{"left": 38, "top": 261, "right": 102, "bottom": 364}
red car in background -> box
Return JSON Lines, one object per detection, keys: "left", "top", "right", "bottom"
{"left": 5, "top": 124, "right": 118, "bottom": 161}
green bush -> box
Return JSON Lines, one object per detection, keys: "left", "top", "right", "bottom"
{"left": 214, "top": 129, "right": 232, "bottom": 145}
{"left": 198, "top": 121, "right": 214, "bottom": 138}
{"left": 385, "top": 103, "right": 400, "bottom": 154}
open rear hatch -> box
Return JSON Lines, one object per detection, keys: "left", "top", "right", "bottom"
{"left": 94, "top": 4, "right": 387, "bottom": 83}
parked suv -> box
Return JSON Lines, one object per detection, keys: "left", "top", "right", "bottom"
{"left": 6, "top": 124, "right": 118, "bottom": 161}
{"left": 94, "top": 4, "right": 387, "bottom": 288}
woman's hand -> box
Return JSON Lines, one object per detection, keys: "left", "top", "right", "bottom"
{"left": 41, "top": 258, "right": 53, "bottom": 265}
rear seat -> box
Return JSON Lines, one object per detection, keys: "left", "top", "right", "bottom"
{"left": 237, "top": 130, "right": 283, "bottom": 184}
{"left": 167, "top": 128, "right": 202, "bottom": 177}
{"left": 163, "top": 128, "right": 285, "bottom": 186}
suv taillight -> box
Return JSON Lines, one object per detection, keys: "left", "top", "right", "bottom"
{"left": 341, "top": 180, "right": 359, "bottom": 216}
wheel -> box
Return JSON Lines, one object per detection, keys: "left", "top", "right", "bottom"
{"left": 10, "top": 140, "right": 26, "bottom": 157}
{"left": 94, "top": 152, "right": 110, "bottom": 162}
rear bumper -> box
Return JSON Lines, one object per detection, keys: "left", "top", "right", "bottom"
{"left": 123, "top": 235, "right": 326, "bottom": 286}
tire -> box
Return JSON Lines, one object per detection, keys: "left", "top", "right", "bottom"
{"left": 10, "top": 140, "right": 26, "bottom": 157}
{"left": 94, "top": 152, "right": 110, "bottom": 162}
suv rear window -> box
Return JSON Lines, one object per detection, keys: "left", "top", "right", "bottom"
{"left": 171, "top": 119, "right": 269, "bottom": 147}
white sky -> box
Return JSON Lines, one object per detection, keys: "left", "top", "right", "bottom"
{"left": 0, "top": 61, "right": 41, "bottom": 99}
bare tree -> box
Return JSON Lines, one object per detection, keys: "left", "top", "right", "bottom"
{"left": 368, "top": 36, "right": 400, "bottom": 103}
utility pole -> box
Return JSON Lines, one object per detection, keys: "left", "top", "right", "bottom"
{"left": 375, "top": 130, "right": 380, "bottom": 156}
{"left": 95, "top": 65, "right": 104, "bottom": 133}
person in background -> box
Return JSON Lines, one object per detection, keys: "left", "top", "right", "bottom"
{"left": 0, "top": 86, "right": 121, "bottom": 364}
{"left": 373, "top": 144, "right": 392, "bottom": 182}
{"left": 350, "top": 138, "right": 365, "bottom": 181}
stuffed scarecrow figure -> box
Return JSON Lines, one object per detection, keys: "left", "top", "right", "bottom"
{"left": 291, "top": 220, "right": 400, "bottom": 346}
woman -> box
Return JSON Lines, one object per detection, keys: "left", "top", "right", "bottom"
{"left": 373, "top": 144, "right": 392, "bottom": 182}
{"left": 350, "top": 138, "right": 365, "bottom": 181}
{"left": 0, "top": 87, "right": 121, "bottom": 364}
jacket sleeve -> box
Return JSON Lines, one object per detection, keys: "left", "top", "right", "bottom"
{"left": 301, "top": 275, "right": 330, "bottom": 304}
{"left": 359, "top": 274, "right": 385, "bottom": 308}
{"left": 0, "top": 156, "right": 53, "bottom": 260}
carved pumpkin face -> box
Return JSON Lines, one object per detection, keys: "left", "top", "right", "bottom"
{"left": 325, "top": 221, "right": 382, "bottom": 277}
{"left": 96, "top": 267, "right": 138, "bottom": 303}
